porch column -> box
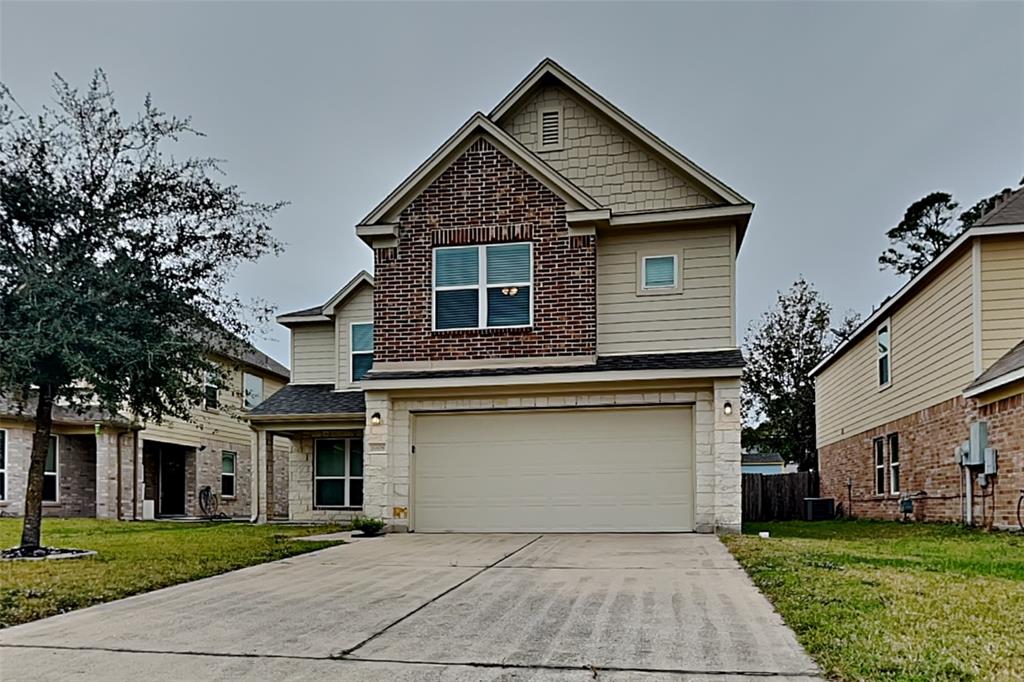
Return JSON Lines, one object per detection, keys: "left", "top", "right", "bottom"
{"left": 251, "top": 427, "right": 274, "bottom": 524}
{"left": 94, "top": 428, "right": 118, "bottom": 519}
{"left": 264, "top": 431, "right": 275, "bottom": 521}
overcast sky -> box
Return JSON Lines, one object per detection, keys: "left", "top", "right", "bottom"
{"left": 2, "top": 1, "right": 1022, "bottom": 366}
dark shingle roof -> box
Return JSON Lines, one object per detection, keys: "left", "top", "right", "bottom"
{"left": 976, "top": 186, "right": 1024, "bottom": 227}
{"left": 365, "top": 350, "right": 744, "bottom": 381}
{"left": 742, "top": 452, "right": 784, "bottom": 465}
{"left": 248, "top": 384, "right": 365, "bottom": 417}
{"left": 279, "top": 305, "right": 324, "bottom": 318}
{"left": 967, "top": 339, "right": 1024, "bottom": 392}
{"left": 0, "top": 393, "right": 133, "bottom": 427}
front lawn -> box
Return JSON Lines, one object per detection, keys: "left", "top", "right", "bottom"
{"left": 0, "top": 518, "right": 343, "bottom": 628}
{"left": 724, "top": 521, "right": 1024, "bottom": 681}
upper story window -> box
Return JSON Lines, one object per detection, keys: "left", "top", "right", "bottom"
{"left": 204, "top": 372, "right": 219, "bottom": 410}
{"left": 351, "top": 323, "right": 374, "bottom": 382}
{"left": 433, "top": 243, "right": 533, "bottom": 331}
{"left": 642, "top": 255, "right": 678, "bottom": 290}
{"left": 876, "top": 320, "right": 891, "bottom": 388}
{"left": 243, "top": 372, "right": 264, "bottom": 409}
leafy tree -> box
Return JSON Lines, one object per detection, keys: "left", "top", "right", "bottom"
{"left": 0, "top": 71, "right": 283, "bottom": 550}
{"left": 830, "top": 310, "right": 862, "bottom": 348}
{"left": 878, "top": 192, "right": 961, "bottom": 277}
{"left": 879, "top": 189, "right": 1011, "bottom": 277}
{"left": 742, "top": 278, "right": 848, "bottom": 470}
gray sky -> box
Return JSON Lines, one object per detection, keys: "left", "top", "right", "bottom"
{"left": 3, "top": 1, "right": 1022, "bottom": 366}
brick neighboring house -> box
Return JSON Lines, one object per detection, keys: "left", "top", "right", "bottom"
{"left": 249, "top": 59, "right": 752, "bottom": 533}
{"left": 811, "top": 186, "right": 1024, "bottom": 528}
{"left": 0, "top": 344, "right": 291, "bottom": 520}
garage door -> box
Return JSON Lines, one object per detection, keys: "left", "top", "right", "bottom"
{"left": 412, "top": 406, "right": 693, "bottom": 532}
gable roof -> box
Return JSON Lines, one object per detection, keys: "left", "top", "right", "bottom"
{"left": 357, "top": 113, "right": 601, "bottom": 227}
{"left": 976, "top": 186, "right": 1024, "bottom": 227}
{"left": 277, "top": 271, "right": 374, "bottom": 324}
{"left": 489, "top": 58, "right": 749, "bottom": 206}
{"left": 810, "top": 223, "right": 1024, "bottom": 378}
{"left": 965, "top": 339, "right": 1024, "bottom": 398}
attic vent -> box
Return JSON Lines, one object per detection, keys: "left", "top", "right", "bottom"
{"left": 540, "top": 108, "right": 561, "bottom": 148}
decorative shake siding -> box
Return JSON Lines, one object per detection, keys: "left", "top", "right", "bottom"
{"left": 374, "top": 137, "right": 597, "bottom": 363}
{"left": 597, "top": 225, "right": 735, "bottom": 354}
{"left": 500, "top": 85, "right": 718, "bottom": 212}
{"left": 290, "top": 323, "right": 336, "bottom": 384}
{"left": 816, "top": 249, "right": 974, "bottom": 447}
{"left": 335, "top": 283, "right": 374, "bottom": 388}
{"left": 980, "top": 236, "right": 1024, "bottom": 369}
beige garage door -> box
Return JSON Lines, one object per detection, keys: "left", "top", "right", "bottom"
{"left": 412, "top": 406, "right": 694, "bottom": 532}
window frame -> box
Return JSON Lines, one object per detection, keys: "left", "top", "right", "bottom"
{"left": 432, "top": 242, "right": 534, "bottom": 332}
{"left": 204, "top": 372, "right": 220, "bottom": 411}
{"left": 221, "top": 451, "right": 237, "bottom": 499}
{"left": 873, "top": 437, "right": 885, "bottom": 495}
{"left": 888, "top": 433, "right": 900, "bottom": 496}
{"left": 350, "top": 321, "right": 374, "bottom": 383}
{"left": 876, "top": 319, "right": 892, "bottom": 390}
{"left": 0, "top": 428, "right": 7, "bottom": 502}
{"left": 313, "top": 438, "right": 363, "bottom": 509}
{"left": 44, "top": 434, "right": 59, "bottom": 503}
{"left": 242, "top": 372, "right": 264, "bottom": 410}
{"left": 641, "top": 254, "right": 679, "bottom": 291}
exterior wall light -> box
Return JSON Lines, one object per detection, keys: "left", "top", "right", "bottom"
{"left": 370, "top": 412, "right": 382, "bottom": 426}
{"left": 723, "top": 401, "right": 733, "bottom": 416}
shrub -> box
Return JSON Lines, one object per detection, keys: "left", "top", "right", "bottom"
{"left": 351, "top": 516, "right": 387, "bottom": 537}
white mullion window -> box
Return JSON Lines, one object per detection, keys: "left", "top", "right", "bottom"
{"left": 44, "top": 435, "right": 58, "bottom": 503}
{"left": 350, "top": 322, "right": 374, "bottom": 382}
{"left": 873, "top": 437, "right": 885, "bottom": 495}
{"left": 433, "top": 242, "right": 532, "bottom": 331}
{"left": 877, "top": 319, "right": 891, "bottom": 389}
{"left": 221, "top": 451, "right": 237, "bottom": 498}
{"left": 0, "top": 429, "right": 6, "bottom": 502}
{"left": 888, "top": 433, "right": 900, "bottom": 495}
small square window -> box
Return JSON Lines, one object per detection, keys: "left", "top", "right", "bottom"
{"left": 642, "top": 255, "right": 678, "bottom": 290}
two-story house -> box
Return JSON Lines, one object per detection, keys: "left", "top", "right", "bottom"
{"left": 249, "top": 59, "right": 751, "bottom": 533}
{"left": 811, "top": 186, "right": 1023, "bottom": 528}
{"left": 0, "top": 343, "right": 291, "bottom": 520}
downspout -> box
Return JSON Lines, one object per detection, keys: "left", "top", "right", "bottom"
{"left": 116, "top": 431, "right": 123, "bottom": 521}
{"left": 965, "top": 466, "right": 973, "bottom": 526}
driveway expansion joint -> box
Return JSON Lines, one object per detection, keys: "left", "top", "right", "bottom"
{"left": 332, "top": 533, "right": 544, "bottom": 659}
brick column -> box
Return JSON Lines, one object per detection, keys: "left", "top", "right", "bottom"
{"left": 94, "top": 429, "right": 117, "bottom": 519}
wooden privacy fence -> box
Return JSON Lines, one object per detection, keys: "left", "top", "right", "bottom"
{"left": 742, "top": 471, "right": 819, "bottom": 522}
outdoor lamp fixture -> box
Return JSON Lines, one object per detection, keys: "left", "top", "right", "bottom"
{"left": 370, "top": 412, "right": 382, "bottom": 426}
{"left": 723, "top": 401, "right": 733, "bottom": 416}
{"left": 500, "top": 286, "right": 519, "bottom": 296}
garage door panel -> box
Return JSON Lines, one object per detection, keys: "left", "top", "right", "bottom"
{"left": 413, "top": 407, "right": 694, "bottom": 532}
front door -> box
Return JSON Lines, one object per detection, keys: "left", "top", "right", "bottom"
{"left": 159, "top": 448, "right": 186, "bottom": 515}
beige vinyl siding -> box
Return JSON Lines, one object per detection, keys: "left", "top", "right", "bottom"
{"left": 290, "top": 323, "right": 335, "bottom": 384}
{"left": 980, "top": 236, "right": 1024, "bottom": 370}
{"left": 142, "top": 364, "right": 289, "bottom": 449}
{"left": 816, "top": 250, "right": 974, "bottom": 446}
{"left": 597, "top": 225, "right": 734, "bottom": 354}
{"left": 335, "top": 283, "right": 375, "bottom": 389}
{"left": 501, "top": 85, "right": 718, "bottom": 212}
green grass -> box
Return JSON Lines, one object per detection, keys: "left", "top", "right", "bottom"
{"left": 0, "top": 518, "right": 344, "bottom": 629}
{"left": 723, "top": 521, "right": 1024, "bottom": 681}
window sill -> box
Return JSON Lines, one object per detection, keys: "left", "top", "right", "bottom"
{"left": 313, "top": 506, "right": 362, "bottom": 511}
{"left": 637, "top": 287, "right": 683, "bottom": 297}
{"left": 221, "top": 496, "right": 236, "bottom": 501}
{"left": 431, "top": 326, "right": 533, "bottom": 337}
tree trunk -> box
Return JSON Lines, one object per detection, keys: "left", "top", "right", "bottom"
{"left": 20, "top": 384, "right": 55, "bottom": 550}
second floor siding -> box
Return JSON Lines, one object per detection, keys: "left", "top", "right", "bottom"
{"left": 816, "top": 249, "right": 974, "bottom": 446}
{"left": 981, "top": 236, "right": 1024, "bottom": 369}
{"left": 290, "top": 323, "right": 335, "bottom": 384}
{"left": 373, "top": 137, "right": 597, "bottom": 364}
{"left": 335, "top": 282, "right": 374, "bottom": 388}
{"left": 597, "top": 224, "right": 735, "bottom": 354}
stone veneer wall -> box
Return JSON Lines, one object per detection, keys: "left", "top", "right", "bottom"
{"left": 363, "top": 378, "right": 741, "bottom": 534}
{"left": 819, "top": 392, "right": 1024, "bottom": 528}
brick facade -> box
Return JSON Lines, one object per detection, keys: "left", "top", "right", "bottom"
{"left": 819, "top": 392, "right": 1024, "bottom": 528}
{"left": 373, "top": 137, "right": 597, "bottom": 363}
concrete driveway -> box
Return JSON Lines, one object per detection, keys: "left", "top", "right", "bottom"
{"left": 0, "top": 533, "right": 820, "bottom": 680}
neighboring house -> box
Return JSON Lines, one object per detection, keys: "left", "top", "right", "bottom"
{"left": 251, "top": 59, "right": 750, "bottom": 533}
{"left": 811, "top": 186, "right": 1024, "bottom": 528}
{"left": 741, "top": 452, "right": 786, "bottom": 475}
{"left": 0, "top": 345, "right": 291, "bottom": 520}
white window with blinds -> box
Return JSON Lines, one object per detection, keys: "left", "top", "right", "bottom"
{"left": 351, "top": 322, "right": 374, "bottom": 382}
{"left": 433, "top": 242, "right": 533, "bottom": 331}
